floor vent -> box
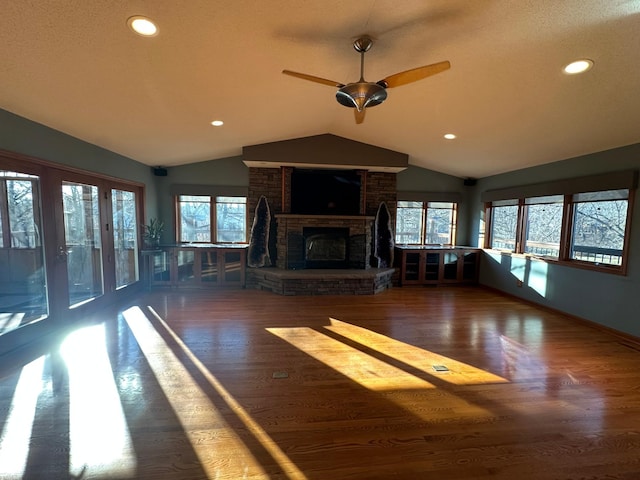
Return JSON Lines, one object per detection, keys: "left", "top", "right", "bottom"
{"left": 432, "top": 365, "right": 449, "bottom": 372}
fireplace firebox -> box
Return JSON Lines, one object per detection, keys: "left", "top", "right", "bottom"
{"left": 304, "top": 227, "right": 349, "bottom": 269}
{"left": 276, "top": 214, "right": 375, "bottom": 270}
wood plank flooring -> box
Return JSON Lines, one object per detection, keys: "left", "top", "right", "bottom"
{"left": 1, "top": 286, "right": 639, "bottom": 479}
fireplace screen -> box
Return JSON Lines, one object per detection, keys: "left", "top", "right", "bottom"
{"left": 306, "top": 234, "right": 346, "bottom": 261}
{"left": 303, "top": 227, "right": 349, "bottom": 268}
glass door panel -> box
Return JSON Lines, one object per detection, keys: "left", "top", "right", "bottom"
{"left": 443, "top": 252, "right": 459, "bottom": 280}
{"left": 201, "top": 250, "right": 218, "bottom": 283}
{"left": 425, "top": 252, "right": 441, "bottom": 281}
{"left": 177, "top": 249, "right": 195, "bottom": 283}
{"left": 62, "top": 182, "right": 104, "bottom": 307}
{"left": 223, "top": 251, "right": 242, "bottom": 283}
{"left": 111, "top": 189, "right": 139, "bottom": 288}
{"left": 0, "top": 171, "right": 48, "bottom": 335}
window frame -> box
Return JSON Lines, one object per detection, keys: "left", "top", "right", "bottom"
{"left": 175, "top": 194, "right": 248, "bottom": 244}
{"left": 0, "top": 173, "right": 42, "bottom": 249}
{"left": 395, "top": 200, "right": 458, "bottom": 246}
{"left": 484, "top": 188, "right": 635, "bottom": 275}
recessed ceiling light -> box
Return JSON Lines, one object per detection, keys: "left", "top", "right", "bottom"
{"left": 563, "top": 59, "right": 594, "bottom": 75}
{"left": 127, "top": 16, "right": 158, "bottom": 37}
{"left": 211, "top": 120, "right": 224, "bottom": 127}
{"left": 444, "top": 133, "right": 456, "bottom": 140}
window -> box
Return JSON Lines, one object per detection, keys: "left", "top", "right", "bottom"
{"left": 396, "top": 201, "right": 457, "bottom": 245}
{"left": 177, "top": 195, "right": 247, "bottom": 243}
{"left": 570, "top": 190, "right": 629, "bottom": 266}
{"left": 179, "top": 195, "right": 211, "bottom": 242}
{"left": 523, "top": 195, "right": 563, "bottom": 259}
{"left": 0, "top": 172, "right": 41, "bottom": 249}
{"left": 489, "top": 200, "right": 518, "bottom": 252}
{"left": 112, "top": 189, "right": 139, "bottom": 288}
{"left": 396, "top": 201, "right": 422, "bottom": 244}
{"left": 216, "top": 196, "right": 246, "bottom": 242}
{"left": 485, "top": 186, "right": 634, "bottom": 273}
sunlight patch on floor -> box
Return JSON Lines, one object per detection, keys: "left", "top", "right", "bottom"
{"left": 145, "top": 306, "right": 307, "bottom": 480}
{"left": 124, "top": 306, "right": 307, "bottom": 480}
{"left": 267, "top": 327, "right": 436, "bottom": 390}
{"left": 0, "top": 355, "right": 45, "bottom": 478}
{"left": 326, "top": 318, "right": 508, "bottom": 385}
{"left": 61, "top": 324, "right": 136, "bottom": 477}
{"left": 268, "top": 324, "right": 500, "bottom": 421}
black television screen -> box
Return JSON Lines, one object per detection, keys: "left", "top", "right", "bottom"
{"left": 291, "top": 168, "right": 361, "bottom": 215}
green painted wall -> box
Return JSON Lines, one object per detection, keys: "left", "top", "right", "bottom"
{"left": 153, "top": 157, "right": 249, "bottom": 243}
{"left": 471, "top": 143, "right": 640, "bottom": 337}
{"left": 397, "top": 165, "right": 470, "bottom": 244}
{"left": 0, "top": 109, "right": 158, "bottom": 216}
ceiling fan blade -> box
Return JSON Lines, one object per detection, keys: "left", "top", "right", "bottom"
{"left": 354, "top": 108, "right": 366, "bottom": 124}
{"left": 282, "top": 70, "right": 344, "bottom": 88}
{"left": 380, "top": 61, "right": 451, "bottom": 88}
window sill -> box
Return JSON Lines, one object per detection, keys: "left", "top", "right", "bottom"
{"left": 483, "top": 249, "right": 627, "bottom": 276}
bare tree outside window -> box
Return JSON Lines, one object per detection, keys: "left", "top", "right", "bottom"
{"left": 178, "top": 195, "right": 247, "bottom": 243}
{"left": 425, "top": 202, "right": 456, "bottom": 245}
{"left": 216, "top": 196, "right": 246, "bottom": 243}
{"left": 490, "top": 203, "right": 518, "bottom": 251}
{"left": 179, "top": 195, "right": 211, "bottom": 243}
{"left": 7, "top": 180, "right": 39, "bottom": 248}
{"left": 571, "top": 190, "right": 629, "bottom": 265}
{"left": 395, "top": 201, "right": 457, "bottom": 245}
{"left": 395, "top": 201, "right": 422, "bottom": 244}
{"left": 112, "top": 189, "right": 139, "bottom": 287}
{"left": 524, "top": 195, "right": 564, "bottom": 258}
{"left": 487, "top": 188, "right": 631, "bottom": 271}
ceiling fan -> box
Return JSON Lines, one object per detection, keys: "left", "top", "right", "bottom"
{"left": 283, "top": 36, "right": 450, "bottom": 124}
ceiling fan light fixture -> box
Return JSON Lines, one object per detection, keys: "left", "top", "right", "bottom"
{"left": 336, "top": 82, "right": 387, "bottom": 111}
{"left": 127, "top": 16, "right": 158, "bottom": 37}
{"left": 563, "top": 59, "right": 593, "bottom": 75}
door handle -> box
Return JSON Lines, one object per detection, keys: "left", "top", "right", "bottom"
{"left": 56, "top": 246, "right": 68, "bottom": 261}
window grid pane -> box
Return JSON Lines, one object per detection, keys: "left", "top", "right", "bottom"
{"left": 112, "top": 189, "right": 139, "bottom": 287}
{"left": 395, "top": 204, "right": 423, "bottom": 244}
{"left": 179, "top": 195, "right": 211, "bottom": 243}
{"left": 571, "top": 199, "right": 627, "bottom": 265}
{"left": 177, "top": 195, "right": 248, "bottom": 243}
{"left": 425, "top": 205, "right": 455, "bottom": 245}
{"left": 216, "top": 197, "right": 246, "bottom": 243}
{"left": 524, "top": 201, "right": 563, "bottom": 258}
{"left": 490, "top": 204, "right": 518, "bottom": 251}
{"left": 8, "top": 180, "right": 38, "bottom": 248}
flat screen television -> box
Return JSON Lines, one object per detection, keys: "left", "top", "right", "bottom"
{"left": 291, "top": 168, "right": 361, "bottom": 215}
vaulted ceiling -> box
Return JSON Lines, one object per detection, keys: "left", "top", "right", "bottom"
{"left": 1, "top": 1, "right": 639, "bottom": 178}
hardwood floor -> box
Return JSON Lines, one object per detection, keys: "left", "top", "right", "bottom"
{"left": 1, "top": 286, "right": 639, "bottom": 479}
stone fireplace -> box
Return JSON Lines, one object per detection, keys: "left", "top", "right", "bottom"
{"left": 243, "top": 135, "right": 404, "bottom": 294}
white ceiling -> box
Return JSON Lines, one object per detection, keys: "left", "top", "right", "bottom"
{"left": 1, "top": 1, "right": 639, "bottom": 178}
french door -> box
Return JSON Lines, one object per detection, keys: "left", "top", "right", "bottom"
{"left": 51, "top": 170, "right": 143, "bottom": 318}
{"left": 0, "top": 151, "right": 144, "bottom": 338}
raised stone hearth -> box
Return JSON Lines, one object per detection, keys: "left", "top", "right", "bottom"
{"left": 246, "top": 267, "right": 394, "bottom": 295}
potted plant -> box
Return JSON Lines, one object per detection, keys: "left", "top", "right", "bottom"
{"left": 142, "top": 218, "right": 164, "bottom": 248}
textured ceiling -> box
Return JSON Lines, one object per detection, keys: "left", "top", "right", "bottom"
{"left": 1, "top": 1, "right": 639, "bottom": 178}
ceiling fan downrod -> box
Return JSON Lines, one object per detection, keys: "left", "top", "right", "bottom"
{"left": 336, "top": 36, "right": 387, "bottom": 112}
